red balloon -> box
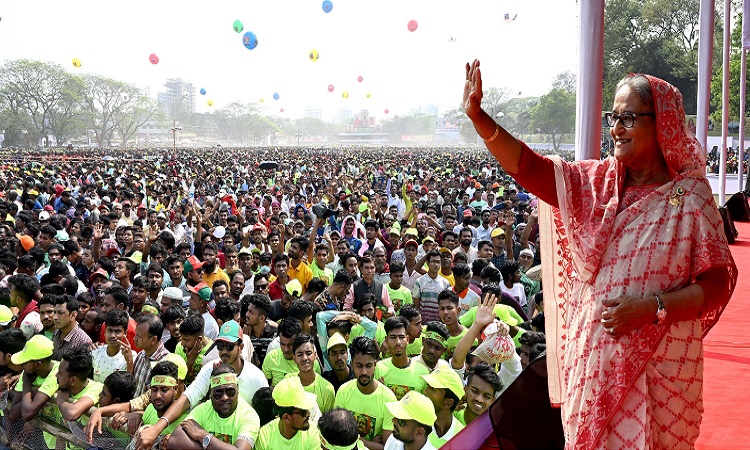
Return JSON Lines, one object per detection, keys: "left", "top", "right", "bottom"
{"left": 149, "top": 53, "right": 159, "bottom": 64}
{"left": 280, "top": 108, "right": 284, "bottom": 113}
{"left": 357, "top": 76, "right": 364, "bottom": 82}
{"left": 407, "top": 20, "right": 418, "bottom": 32}
{"left": 328, "top": 84, "right": 335, "bottom": 92}
{"left": 384, "top": 109, "right": 389, "bottom": 115}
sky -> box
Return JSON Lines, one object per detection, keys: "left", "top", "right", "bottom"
{"left": 0, "top": 0, "right": 579, "bottom": 120}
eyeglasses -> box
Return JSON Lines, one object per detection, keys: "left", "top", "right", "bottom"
{"left": 254, "top": 284, "right": 269, "bottom": 291}
{"left": 215, "top": 341, "right": 239, "bottom": 352}
{"left": 604, "top": 112, "right": 654, "bottom": 128}
{"left": 396, "top": 418, "right": 409, "bottom": 427}
{"left": 291, "top": 409, "right": 310, "bottom": 419}
{"left": 212, "top": 387, "right": 237, "bottom": 399}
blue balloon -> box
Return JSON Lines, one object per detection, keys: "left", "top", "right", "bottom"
{"left": 273, "top": 93, "right": 280, "bottom": 101}
{"left": 322, "top": 0, "right": 333, "bottom": 13}
{"left": 199, "top": 88, "right": 206, "bottom": 95}
{"left": 242, "top": 32, "right": 258, "bottom": 50}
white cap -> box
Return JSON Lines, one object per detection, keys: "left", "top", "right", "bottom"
{"left": 38, "top": 211, "right": 50, "bottom": 221}
{"left": 162, "top": 287, "right": 183, "bottom": 301}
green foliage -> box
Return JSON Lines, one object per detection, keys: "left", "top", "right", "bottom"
{"left": 530, "top": 88, "right": 576, "bottom": 152}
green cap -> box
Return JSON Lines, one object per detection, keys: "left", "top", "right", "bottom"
{"left": 0, "top": 305, "right": 13, "bottom": 326}
{"left": 11, "top": 335, "right": 54, "bottom": 365}
{"left": 422, "top": 366, "right": 465, "bottom": 399}
{"left": 285, "top": 279, "right": 303, "bottom": 297}
{"left": 273, "top": 377, "right": 317, "bottom": 410}
{"left": 386, "top": 391, "right": 437, "bottom": 427}
{"left": 164, "top": 353, "right": 189, "bottom": 381}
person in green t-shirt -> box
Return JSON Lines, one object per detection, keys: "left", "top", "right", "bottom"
{"left": 333, "top": 337, "right": 396, "bottom": 449}
{"left": 309, "top": 241, "right": 334, "bottom": 287}
{"left": 262, "top": 319, "right": 321, "bottom": 387}
{"left": 175, "top": 313, "right": 213, "bottom": 384}
{"left": 140, "top": 361, "right": 187, "bottom": 435}
{"left": 413, "top": 321, "right": 451, "bottom": 372}
{"left": 318, "top": 408, "right": 361, "bottom": 450}
{"left": 165, "top": 364, "right": 259, "bottom": 450}
{"left": 288, "top": 333, "right": 335, "bottom": 413}
{"left": 255, "top": 377, "right": 320, "bottom": 450}
{"left": 37, "top": 296, "right": 57, "bottom": 340}
{"left": 399, "top": 305, "right": 424, "bottom": 357}
{"left": 56, "top": 346, "right": 104, "bottom": 449}
{"left": 373, "top": 317, "right": 429, "bottom": 400}
{"left": 438, "top": 289, "right": 475, "bottom": 360}
{"left": 422, "top": 367, "right": 466, "bottom": 448}
{"left": 386, "top": 261, "right": 413, "bottom": 314}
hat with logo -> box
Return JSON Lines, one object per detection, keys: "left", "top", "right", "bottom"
{"left": 183, "top": 255, "right": 205, "bottom": 276}
{"left": 285, "top": 279, "right": 303, "bottom": 298}
{"left": 11, "top": 335, "right": 54, "bottom": 365}
{"left": 422, "top": 366, "right": 465, "bottom": 399}
{"left": 187, "top": 281, "right": 211, "bottom": 301}
{"left": 273, "top": 377, "right": 317, "bottom": 411}
{"left": 88, "top": 268, "right": 109, "bottom": 283}
{"left": 215, "top": 320, "right": 243, "bottom": 343}
{"left": 385, "top": 391, "right": 437, "bottom": 427}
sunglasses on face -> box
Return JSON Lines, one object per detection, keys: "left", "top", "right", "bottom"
{"left": 254, "top": 284, "right": 269, "bottom": 290}
{"left": 215, "top": 341, "right": 238, "bottom": 352}
{"left": 291, "top": 409, "right": 310, "bottom": 419}
{"left": 212, "top": 387, "right": 237, "bottom": 400}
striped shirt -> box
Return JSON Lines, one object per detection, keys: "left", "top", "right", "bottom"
{"left": 412, "top": 274, "right": 451, "bottom": 323}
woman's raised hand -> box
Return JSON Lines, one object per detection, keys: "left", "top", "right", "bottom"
{"left": 463, "top": 60, "right": 484, "bottom": 119}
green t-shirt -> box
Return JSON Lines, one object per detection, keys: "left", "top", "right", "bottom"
{"left": 310, "top": 262, "right": 333, "bottom": 286}
{"left": 334, "top": 380, "right": 396, "bottom": 441}
{"left": 385, "top": 285, "right": 413, "bottom": 313}
{"left": 373, "top": 357, "right": 429, "bottom": 400}
{"left": 142, "top": 404, "right": 187, "bottom": 434}
{"left": 255, "top": 418, "right": 321, "bottom": 450}
{"left": 175, "top": 338, "right": 214, "bottom": 381}
{"left": 453, "top": 408, "right": 467, "bottom": 426}
{"left": 459, "top": 304, "right": 524, "bottom": 328}
{"left": 15, "top": 362, "right": 60, "bottom": 450}
{"left": 406, "top": 336, "right": 423, "bottom": 357}
{"left": 262, "top": 348, "right": 321, "bottom": 387}
{"left": 427, "top": 416, "right": 465, "bottom": 449}
{"left": 185, "top": 397, "right": 260, "bottom": 446}
{"left": 349, "top": 320, "right": 386, "bottom": 346}
{"left": 444, "top": 327, "right": 478, "bottom": 360}
{"left": 284, "top": 372, "right": 336, "bottom": 413}
{"left": 62, "top": 380, "right": 104, "bottom": 450}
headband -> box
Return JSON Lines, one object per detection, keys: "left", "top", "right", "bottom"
{"left": 422, "top": 331, "right": 447, "bottom": 347}
{"left": 141, "top": 305, "right": 160, "bottom": 315}
{"left": 150, "top": 375, "right": 177, "bottom": 387}
{"left": 321, "top": 435, "right": 358, "bottom": 450}
{"left": 210, "top": 373, "right": 238, "bottom": 389}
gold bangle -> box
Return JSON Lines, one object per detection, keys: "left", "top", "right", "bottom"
{"left": 483, "top": 126, "right": 500, "bottom": 144}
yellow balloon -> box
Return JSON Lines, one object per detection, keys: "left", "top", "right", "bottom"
{"left": 207, "top": 100, "right": 214, "bottom": 107}
{"left": 342, "top": 91, "right": 349, "bottom": 99}
{"left": 260, "top": 98, "right": 265, "bottom": 103}
{"left": 72, "top": 58, "right": 82, "bottom": 68}
{"left": 366, "top": 93, "right": 372, "bottom": 99}
{"left": 309, "top": 49, "right": 319, "bottom": 62}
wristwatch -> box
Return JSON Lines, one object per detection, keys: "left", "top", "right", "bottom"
{"left": 655, "top": 295, "right": 667, "bottom": 325}
{"left": 202, "top": 434, "right": 211, "bottom": 449}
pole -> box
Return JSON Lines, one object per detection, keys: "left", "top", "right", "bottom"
{"left": 696, "top": 0, "right": 715, "bottom": 159}
{"left": 719, "top": 0, "right": 731, "bottom": 206}
{"left": 575, "top": 0, "right": 605, "bottom": 161}
{"left": 740, "top": 48, "right": 747, "bottom": 192}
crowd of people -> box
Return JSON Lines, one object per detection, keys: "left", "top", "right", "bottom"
{"left": 0, "top": 143, "right": 547, "bottom": 450}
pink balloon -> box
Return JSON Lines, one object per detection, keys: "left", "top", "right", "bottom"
{"left": 149, "top": 53, "right": 159, "bottom": 64}
{"left": 384, "top": 109, "right": 389, "bottom": 115}
{"left": 280, "top": 108, "right": 284, "bottom": 113}
{"left": 407, "top": 20, "right": 418, "bottom": 32}
{"left": 357, "top": 76, "right": 364, "bottom": 82}
{"left": 328, "top": 84, "right": 335, "bottom": 92}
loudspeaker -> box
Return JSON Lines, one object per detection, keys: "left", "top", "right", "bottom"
{"left": 725, "top": 191, "right": 750, "bottom": 222}
{"left": 719, "top": 206, "right": 738, "bottom": 244}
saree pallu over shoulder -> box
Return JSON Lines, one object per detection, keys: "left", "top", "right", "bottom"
{"left": 540, "top": 156, "right": 736, "bottom": 449}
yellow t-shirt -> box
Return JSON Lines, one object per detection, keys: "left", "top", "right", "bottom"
{"left": 262, "top": 348, "right": 321, "bottom": 387}
{"left": 255, "top": 418, "right": 321, "bottom": 450}
{"left": 334, "top": 380, "right": 396, "bottom": 441}
{"left": 185, "top": 397, "right": 260, "bottom": 446}
{"left": 373, "top": 357, "right": 429, "bottom": 400}
{"left": 284, "top": 372, "right": 335, "bottom": 413}
{"left": 287, "top": 260, "right": 313, "bottom": 292}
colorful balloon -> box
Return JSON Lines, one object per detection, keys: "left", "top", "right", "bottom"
{"left": 260, "top": 98, "right": 265, "bottom": 103}
{"left": 233, "top": 20, "right": 244, "bottom": 33}
{"left": 384, "top": 109, "right": 389, "bottom": 114}
{"left": 273, "top": 93, "right": 280, "bottom": 100}
{"left": 407, "top": 20, "right": 418, "bottom": 32}
{"left": 280, "top": 108, "right": 285, "bottom": 113}
{"left": 322, "top": 0, "right": 333, "bottom": 13}
{"left": 327, "top": 84, "right": 334, "bottom": 93}
{"left": 309, "top": 49, "right": 319, "bottom": 62}
{"left": 72, "top": 58, "right": 82, "bottom": 68}
{"left": 207, "top": 100, "right": 214, "bottom": 107}
{"left": 357, "top": 75, "right": 363, "bottom": 82}
{"left": 342, "top": 91, "right": 349, "bottom": 99}
{"left": 200, "top": 88, "right": 206, "bottom": 95}
{"left": 242, "top": 32, "right": 258, "bottom": 50}
{"left": 149, "top": 53, "right": 159, "bottom": 64}
{"left": 366, "top": 93, "right": 372, "bottom": 99}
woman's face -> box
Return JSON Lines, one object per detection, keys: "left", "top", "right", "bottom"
{"left": 610, "top": 84, "right": 661, "bottom": 171}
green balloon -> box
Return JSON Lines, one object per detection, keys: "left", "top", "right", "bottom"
{"left": 233, "top": 20, "right": 244, "bottom": 33}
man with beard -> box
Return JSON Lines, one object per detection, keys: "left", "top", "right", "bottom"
{"left": 517, "top": 248, "right": 540, "bottom": 299}
{"left": 202, "top": 243, "right": 230, "bottom": 288}
{"left": 341, "top": 217, "right": 362, "bottom": 254}
{"left": 267, "top": 253, "right": 290, "bottom": 302}
{"left": 451, "top": 227, "right": 477, "bottom": 265}
{"left": 286, "top": 235, "right": 313, "bottom": 293}
{"left": 344, "top": 255, "right": 394, "bottom": 319}
{"left": 137, "top": 360, "right": 187, "bottom": 435}
{"left": 164, "top": 364, "right": 260, "bottom": 450}
{"left": 255, "top": 377, "right": 321, "bottom": 450}
{"left": 146, "top": 262, "right": 165, "bottom": 303}
{"left": 175, "top": 313, "right": 214, "bottom": 385}
{"left": 37, "top": 294, "right": 56, "bottom": 340}
{"left": 412, "top": 322, "right": 450, "bottom": 372}
{"left": 374, "top": 317, "right": 429, "bottom": 401}
{"left": 164, "top": 255, "right": 190, "bottom": 306}
{"left": 327, "top": 238, "right": 350, "bottom": 274}
{"left": 187, "top": 281, "right": 219, "bottom": 340}
{"left": 476, "top": 208, "right": 493, "bottom": 242}
{"left": 130, "top": 277, "right": 150, "bottom": 320}
{"left": 383, "top": 391, "right": 437, "bottom": 450}
{"left": 228, "top": 270, "right": 246, "bottom": 301}
{"left": 321, "top": 332, "right": 355, "bottom": 392}
{"left": 244, "top": 293, "right": 277, "bottom": 367}
{"left": 334, "top": 337, "right": 396, "bottom": 450}
{"left": 136, "top": 321, "right": 267, "bottom": 450}
{"left": 373, "top": 246, "right": 390, "bottom": 286}
{"left": 55, "top": 346, "right": 104, "bottom": 426}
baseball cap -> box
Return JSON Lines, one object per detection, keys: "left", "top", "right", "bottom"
{"left": 463, "top": 210, "right": 473, "bottom": 218}
{"left": 238, "top": 247, "right": 252, "bottom": 255}
{"left": 326, "top": 332, "right": 348, "bottom": 351}
{"left": 16, "top": 234, "right": 34, "bottom": 252}
{"left": 422, "top": 366, "right": 465, "bottom": 399}
{"left": 215, "top": 320, "right": 243, "bottom": 343}
{"left": 43, "top": 205, "right": 54, "bottom": 212}
{"left": 183, "top": 255, "right": 205, "bottom": 276}
{"left": 422, "top": 236, "right": 435, "bottom": 244}
{"left": 273, "top": 377, "right": 317, "bottom": 411}
{"left": 285, "top": 279, "right": 303, "bottom": 297}
{"left": 491, "top": 228, "right": 506, "bottom": 238}
{"left": 385, "top": 391, "right": 437, "bottom": 427}
{"left": 89, "top": 268, "right": 109, "bottom": 283}
{"left": 162, "top": 287, "right": 183, "bottom": 301}
{"left": 38, "top": 211, "right": 50, "bottom": 221}
{"left": 11, "top": 335, "right": 54, "bottom": 365}
{"left": 388, "top": 227, "right": 401, "bottom": 236}
{"left": 0, "top": 305, "right": 14, "bottom": 326}
{"left": 56, "top": 229, "right": 70, "bottom": 242}
{"left": 438, "top": 247, "right": 452, "bottom": 254}
{"left": 187, "top": 281, "right": 211, "bottom": 301}
{"left": 403, "top": 239, "right": 419, "bottom": 249}
{"left": 156, "top": 212, "right": 166, "bottom": 219}
{"left": 163, "top": 353, "right": 189, "bottom": 381}
{"left": 404, "top": 228, "right": 419, "bottom": 237}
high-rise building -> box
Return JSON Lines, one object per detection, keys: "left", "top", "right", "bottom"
{"left": 157, "top": 78, "right": 195, "bottom": 121}
{"left": 304, "top": 106, "right": 323, "bottom": 120}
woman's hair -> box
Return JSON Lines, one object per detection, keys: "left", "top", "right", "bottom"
{"left": 616, "top": 75, "right": 654, "bottom": 110}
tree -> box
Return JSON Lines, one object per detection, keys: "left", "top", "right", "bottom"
{"left": 114, "top": 93, "right": 160, "bottom": 146}
{"left": 530, "top": 88, "right": 576, "bottom": 151}
{"left": 80, "top": 75, "right": 138, "bottom": 147}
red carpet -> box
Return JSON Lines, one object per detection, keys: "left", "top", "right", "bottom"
{"left": 696, "top": 221, "right": 750, "bottom": 449}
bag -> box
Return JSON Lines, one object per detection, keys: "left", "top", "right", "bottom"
{"left": 725, "top": 191, "right": 750, "bottom": 222}
{"left": 473, "top": 322, "right": 516, "bottom": 364}
{"left": 719, "top": 206, "right": 738, "bottom": 244}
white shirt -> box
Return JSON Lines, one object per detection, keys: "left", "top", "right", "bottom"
{"left": 501, "top": 282, "right": 527, "bottom": 307}
{"left": 384, "top": 434, "right": 437, "bottom": 450}
{"left": 202, "top": 312, "right": 219, "bottom": 340}
{"left": 427, "top": 417, "right": 463, "bottom": 448}
{"left": 92, "top": 345, "right": 136, "bottom": 383}
{"left": 498, "top": 352, "right": 523, "bottom": 395}
{"left": 184, "top": 355, "right": 268, "bottom": 408}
